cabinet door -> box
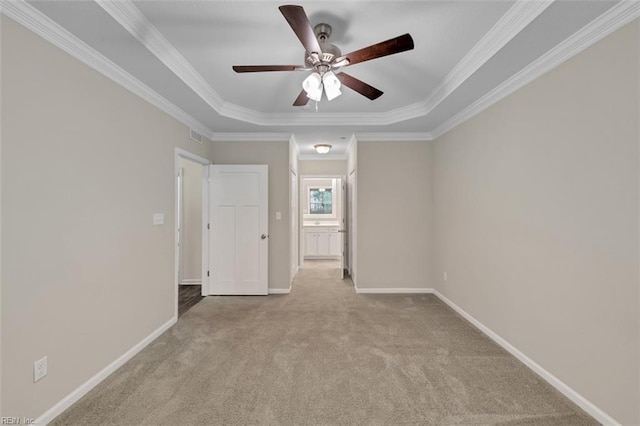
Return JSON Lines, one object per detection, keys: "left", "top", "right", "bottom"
{"left": 329, "top": 232, "right": 342, "bottom": 256}
{"left": 317, "top": 233, "right": 330, "bottom": 255}
{"left": 305, "top": 231, "right": 317, "bottom": 256}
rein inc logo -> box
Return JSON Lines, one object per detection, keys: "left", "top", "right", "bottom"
{"left": 0, "top": 418, "right": 35, "bottom": 425}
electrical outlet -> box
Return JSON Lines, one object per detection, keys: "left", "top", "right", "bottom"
{"left": 34, "top": 356, "right": 47, "bottom": 382}
{"left": 443, "top": 272, "right": 448, "bottom": 282}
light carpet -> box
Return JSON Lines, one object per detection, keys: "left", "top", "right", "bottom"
{"left": 51, "top": 264, "right": 598, "bottom": 425}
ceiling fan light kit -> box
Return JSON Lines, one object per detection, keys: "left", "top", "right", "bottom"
{"left": 232, "top": 5, "right": 415, "bottom": 106}
{"left": 314, "top": 144, "right": 332, "bottom": 154}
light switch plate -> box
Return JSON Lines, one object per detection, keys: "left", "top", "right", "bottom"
{"left": 153, "top": 213, "right": 164, "bottom": 225}
{"left": 276, "top": 212, "right": 281, "bottom": 220}
{"left": 34, "top": 356, "right": 47, "bottom": 382}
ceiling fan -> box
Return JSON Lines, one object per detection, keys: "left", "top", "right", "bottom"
{"left": 232, "top": 5, "right": 415, "bottom": 106}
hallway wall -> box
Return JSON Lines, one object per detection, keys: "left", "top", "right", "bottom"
{"left": 356, "top": 141, "right": 432, "bottom": 290}
{"left": 178, "top": 157, "right": 203, "bottom": 284}
{"left": 298, "top": 160, "right": 347, "bottom": 175}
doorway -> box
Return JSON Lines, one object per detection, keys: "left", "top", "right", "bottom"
{"left": 174, "top": 148, "right": 210, "bottom": 318}
{"left": 299, "top": 175, "right": 347, "bottom": 277}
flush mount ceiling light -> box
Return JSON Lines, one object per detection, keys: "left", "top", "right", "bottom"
{"left": 314, "top": 144, "right": 332, "bottom": 154}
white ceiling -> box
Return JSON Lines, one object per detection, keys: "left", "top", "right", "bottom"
{"left": 11, "top": 0, "right": 634, "bottom": 158}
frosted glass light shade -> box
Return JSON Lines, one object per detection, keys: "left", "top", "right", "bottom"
{"left": 322, "top": 71, "right": 342, "bottom": 101}
{"left": 302, "top": 72, "right": 323, "bottom": 101}
{"left": 314, "top": 144, "right": 332, "bottom": 154}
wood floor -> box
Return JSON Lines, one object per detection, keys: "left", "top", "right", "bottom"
{"left": 178, "top": 285, "right": 204, "bottom": 317}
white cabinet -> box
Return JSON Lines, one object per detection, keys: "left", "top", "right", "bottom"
{"left": 329, "top": 232, "right": 341, "bottom": 256}
{"left": 304, "top": 227, "right": 341, "bottom": 259}
{"left": 304, "top": 231, "right": 321, "bottom": 256}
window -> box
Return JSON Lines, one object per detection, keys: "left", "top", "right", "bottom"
{"left": 309, "top": 188, "right": 333, "bottom": 214}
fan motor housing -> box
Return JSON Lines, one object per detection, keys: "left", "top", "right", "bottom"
{"left": 305, "top": 23, "right": 342, "bottom": 73}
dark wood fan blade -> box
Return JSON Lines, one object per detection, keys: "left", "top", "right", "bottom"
{"left": 233, "top": 65, "right": 307, "bottom": 73}
{"left": 293, "top": 90, "right": 309, "bottom": 106}
{"left": 338, "top": 33, "right": 414, "bottom": 67}
{"left": 337, "top": 72, "right": 383, "bottom": 100}
{"left": 279, "top": 5, "right": 322, "bottom": 55}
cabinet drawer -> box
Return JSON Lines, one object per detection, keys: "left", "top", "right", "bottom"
{"left": 305, "top": 227, "right": 329, "bottom": 233}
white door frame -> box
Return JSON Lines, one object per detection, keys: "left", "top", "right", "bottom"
{"left": 289, "top": 168, "right": 299, "bottom": 286}
{"left": 299, "top": 174, "right": 347, "bottom": 269}
{"left": 174, "top": 148, "right": 210, "bottom": 319}
{"left": 347, "top": 169, "right": 357, "bottom": 283}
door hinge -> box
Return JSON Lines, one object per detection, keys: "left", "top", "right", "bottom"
{"left": 207, "top": 223, "right": 210, "bottom": 230}
{"left": 207, "top": 271, "right": 210, "bottom": 277}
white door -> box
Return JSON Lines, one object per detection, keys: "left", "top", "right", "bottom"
{"left": 208, "top": 165, "right": 268, "bottom": 295}
{"left": 340, "top": 177, "right": 347, "bottom": 279}
{"left": 290, "top": 170, "right": 298, "bottom": 282}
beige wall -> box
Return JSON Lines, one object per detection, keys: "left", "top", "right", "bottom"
{"left": 298, "top": 159, "right": 347, "bottom": 175}
{"left": 0, "top": 16, "right": 210, "bottom": 418}
{"left": 356, "top": 141, "right": 432, "bottom": 289}
{"left": 432, "top": 20, "right": 639, "bottom": 425}
{"left": 209, "top": 141, "right": 290, "bottom": 290}
{"left": 178, "top": 157, "right": 202, "bottom": 283}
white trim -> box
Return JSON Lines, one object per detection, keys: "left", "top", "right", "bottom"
{"left": 354, "top": 132, "right": 433, "bottom": 142}
{"left": 432, "top": 290, "right": 621, "bottom": 426}
{"left": 431, "top": 0, "right": 640, "bottom": 139}
{"left": 210, "top": 133, "right": 291, "bottom": 142}
{"left": 0, "top": 0, "right": 214, "bottom": 141}
{"left": 95, "top": 0, "right": 224, "bottom": 113}
{"left": 297, "top": 155, "right": 349, "bottom": 161}
{"left": 179, "top": 279, "right": 202, "bottom": 286}
{"left": 380, "top": 0, "right": 554, "bottom": 125}
{"left": 35, "top": 317, "right": 177, "bottom": 425}
{"left": 268, "top": 287, "right": 291, "bottom": 295}
{"left": 355, "top": 287, "right": 434, "bottom": 294}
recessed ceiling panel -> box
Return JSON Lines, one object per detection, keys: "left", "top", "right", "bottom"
{"left": 133, "top": 1, "right": 514, "bottom": 114}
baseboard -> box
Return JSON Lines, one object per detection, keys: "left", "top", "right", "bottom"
{"left": 432, "top": 290, "right": 620, "bottom": 426}
{"left": 179, "top": 279, "right": 201, "bottom": 285}
{"left": 35, "top": 316, "right": 177, "bottom": 425}
{"left": 269, "top": 287, "right": 291, "bottom": 294}
{"left": 355, "top": 287, "right": 434, "bottom": 294}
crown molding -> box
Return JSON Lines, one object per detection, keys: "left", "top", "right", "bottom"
{"left": 0, "top": 0, "right": 214, "bottom": 140}
{"left": 379, "top": 0, "right": 555, "bottom": 124}
{"left": 97, "top": 0, "right": 552, "bottom": 128}
{"left": 431, "top": 0, "right": 640, "bottom": 140}
{"left": 210, "top": 132, "right": 291, "bottom": 142}
{"left": 297, "top": 154, "right": 349, "bottom": 161}
{"left": 354, "top": 132, "right": 433, "bottom": 142}
{"left": 96, "top": 0, "right": 225, "bottom": 112}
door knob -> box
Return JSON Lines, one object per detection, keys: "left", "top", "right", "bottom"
{"left": 261, "top": 234, "right": 268, "bottom": 240}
